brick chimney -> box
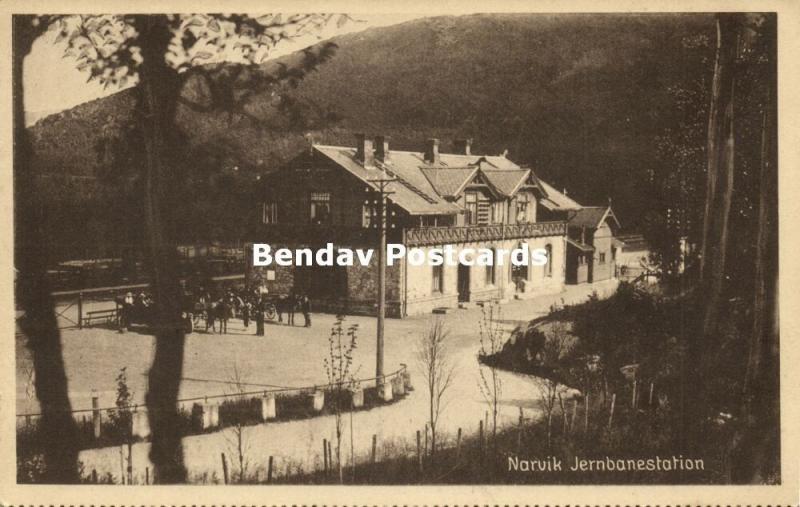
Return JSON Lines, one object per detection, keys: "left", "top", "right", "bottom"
{"left": 355, "top": 133, "right": 374, "bottom": 167}
{"left": 424, "top": 138, "right": 440, "bottom": 164}
{"left": 374, "top": 135, "right": 389, "bottom": 163}
{"left": 453, "top": 138, "right": 472, "bottom": 156}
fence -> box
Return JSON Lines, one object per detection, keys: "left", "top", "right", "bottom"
{"left": 16, "top": 364, "right": 410, "bottom": 438}
{"left": 36, "top": 274, "right": 247, "bottom": 331}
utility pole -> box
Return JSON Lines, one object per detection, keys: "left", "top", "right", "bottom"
{"left": 368, "top": 171, "right": 395, "bottom": 385}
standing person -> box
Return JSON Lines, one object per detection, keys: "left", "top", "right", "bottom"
{"left": 255, "top": 297, "right": 265, "bottom": 337}
{"left": 287, "top": 292, "right": 296, "bottom": 327}
{"left": 242, "top": 300, "right": 251, "bottom": 329}
{"left": 301, "top": 294, "right": 311, "bottom": 328}
{"left": 218, "top": 297, "right": 229, "bottom": 334}
{"left": 276, "top": 294, "right": 285, "bottom": 323}
{"left": 206, "top": 300, "right": 217, "bottom": 333}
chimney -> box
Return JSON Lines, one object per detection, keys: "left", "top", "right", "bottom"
{"left": 305, "top": 133, "right": 316, "bottom": 154}
{"left": 453, "top": 138, "right": 472, "bottom": 155}
{"left": 355, "top": 133, "right": 374, "bottom": 167}
{"left": 374, "top": 135, "right": 389, "bottom": 163}
{"left": 424, "top": 138, "right": 440, "bottom": 164}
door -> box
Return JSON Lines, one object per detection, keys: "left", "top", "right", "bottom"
{"left": 457, "top": 263, "right": 471, "bottom": 302}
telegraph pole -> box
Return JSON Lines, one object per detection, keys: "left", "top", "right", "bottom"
{"left": 368, "top": 172, "right": 395, "bottom": 385}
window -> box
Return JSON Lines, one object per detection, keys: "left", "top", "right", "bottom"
{"left": 516, "top": 194, "right": 529, "bottom": 223}
{"left": 599, "top": 252, "right": 606, "bottom": 264}
{"left": 491, "top": 201, "right": 503, "bottom": 224}
{"left": 310, "top": 192, "right": 331, "bottom": 225}
{"left": 432, "top": 264, "right": 444, "bottom": 294}
{"left": 362, "top": 200, "right": 377, "bottom": 228}
{"left": 262, "top": 202, "right": 278, "bottom": 224}
{"left": 545, "top": 244, "right": 553, "bottom": 277}
{"left": 465, "top": 192, "right": 478, "bottom": 225}
{"left": 485, "top": 248, "right": 496, "bottom": 285}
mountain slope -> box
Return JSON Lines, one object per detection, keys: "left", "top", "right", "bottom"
{"left": 25, "top": 13, "right": 715, "bottom": 257}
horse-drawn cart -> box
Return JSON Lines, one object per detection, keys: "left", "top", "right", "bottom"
{"left": 115, "top": 291, "right": 196, "bottom": 333}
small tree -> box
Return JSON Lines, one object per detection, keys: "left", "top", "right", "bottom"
{"left": 224, "top": 363, "right": 250, "bottom": 483}
{"left": 415, "top": 318, "right": 455, "bottom": 458}
{"left": 478, "top": 302, "right": 505, "bottom": 463}
{"left": 323, "top": 315, "right": 358, "bottom": 484}
{"left": 109, "top": 367, "right": 133, "bottom": 442}
{"left": 533, "top": 321, "right": 572, "bottom": 446}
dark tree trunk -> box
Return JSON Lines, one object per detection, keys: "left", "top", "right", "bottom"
{"left": 731, "top": 15, "right": 779, "bottom": 483}
{"left": 699, "top": 13, "right": 741, "bottom": 344}
{"left": 132, "top": 15, "right": 188, "bottom": 483}
{"left": 12, "top": 15, "right": 81, "bottom": 483}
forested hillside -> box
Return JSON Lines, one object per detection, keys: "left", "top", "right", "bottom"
{"left": 26, "top": 13, "right": 716, "bottom": 261}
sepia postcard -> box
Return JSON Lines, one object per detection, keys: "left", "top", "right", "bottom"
{"left": 1, "top": 0, "right": 798, "bottom": 505}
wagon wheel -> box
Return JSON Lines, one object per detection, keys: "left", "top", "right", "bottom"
{"left": 264, "top": 303, "right": 277, "bottom": 321}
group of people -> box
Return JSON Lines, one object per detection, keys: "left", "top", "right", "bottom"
{"left": 195, "top": 287, "right": 312, "bottom": 337}
{"left": 116, "top": 285, "right": 313, "bottom": 336}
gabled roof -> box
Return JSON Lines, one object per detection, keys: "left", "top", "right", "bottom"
{"left": 480, "top": 168, "right": 531, "bottom": 197}
{"left": 566, "top": 237, "right": 595, "bottom": 252}
{"left": 420, "top": 166, "right": 480, "bottom": 199}
{"left": 566, "top": 206, "right": 621, "bottom": 230}
{"left": 313, "top": 145, "right": 461, "bottom": 215}
{"left": 537, "top": 180, "right": 582, "bottom": 210}
{"left": 311, "top": 144, "right": 559, "bottom": 216}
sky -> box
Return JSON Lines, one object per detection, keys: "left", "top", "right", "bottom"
{"left": 23, "top": 13, "right": 425, "bottom": 125}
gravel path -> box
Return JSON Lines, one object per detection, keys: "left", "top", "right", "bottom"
{"left": 16, "top": 279, "right": 618, "bottom": 482}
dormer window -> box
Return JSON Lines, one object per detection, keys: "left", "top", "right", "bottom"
{"left": 516, "top": 194, "right": 529, "bottom": 223}
{"left": 465, "top": 192, "right": 478, "bottom": 225}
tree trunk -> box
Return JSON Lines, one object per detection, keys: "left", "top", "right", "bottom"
{"left": 731, "top": 15, "right": 779, "bottom": 483}
{"left": 684, "top": 14, "right": 741, "bottom": 447}
{"left": 13, "top": 15, "right": 81, "bottom": 483}
{"left": 133, "top": 15, "right": 188, "bottom": 483}
{"left": 699, "top": 13, "right": 740, "bottom": 343}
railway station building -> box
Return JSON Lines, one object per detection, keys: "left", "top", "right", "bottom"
{"left": 247, "top": 135, "right": 616, "bottom": 317}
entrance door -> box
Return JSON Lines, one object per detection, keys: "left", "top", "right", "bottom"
{"left": 457, "top": 263, "right": 471, "bottom": 302}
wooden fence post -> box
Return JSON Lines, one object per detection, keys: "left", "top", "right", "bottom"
{"left": 631, "top": 380, "right": 637, "bottom": 409}
{"left": 119, "top": 445, "right": 125, "bottom": 484}
{"left": 649, "top": 382, "right": 654, "bottom": 406}
{"left": 416, "top": 430, "right": 422, "bottom": 475}
{"left": 127, "top": 440, "right": 133, "bottom": 485}
{"left": 91, "top": 468, "right": 98, "bottom": 484}
{"left": 221, "top": 452, "right": 229, "bottom": 484}
{"left": 607, "top": 393, "right": 616, "bottom": 430}
{"left": 78, "top": 292, "right": 83, "bottom": 329}
{"left": 584, "top": 393, "right": 590, "bottom": 433}
{"left": 145, "top": 467, "right": 149, "bottom": 485}
{"left": 479, "top": 419, "right": 484, "bottom": 456}
{"left": 267, "top": 456, "right": 274, "bottom": 483}
{"left": 92, "top": 396, "right": 101, "bottom": 439}
{"left": 371, "top": 434, "right": 377, "bottom": 464}
{"left": 456, "top": 427, "right": 462, "bottom": 460}
{"left": 424, "top": 424, "right": 429, "bottom": 456}
{"left": 571, "top": 399, "right": 578, "bottom": 432}
{"left": 327, "top": 440, "right": 332, "bottom": 476}
{"left": 323, "top": 438, "right": 328, "bottom": 475}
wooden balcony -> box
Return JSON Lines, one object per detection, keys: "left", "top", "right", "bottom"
{"left": 254, "top": 221, "right": 566, "bottom": 248}
{"left": 404, "top": 221, "right": 567, "bottom": 247}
